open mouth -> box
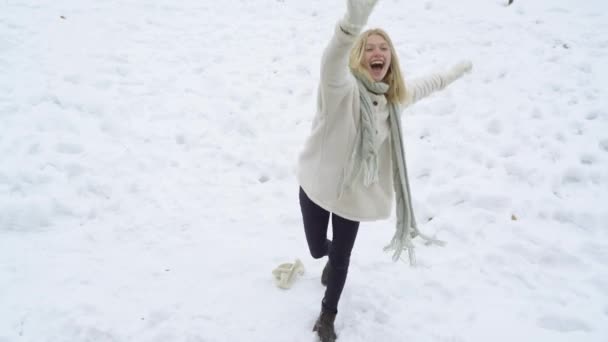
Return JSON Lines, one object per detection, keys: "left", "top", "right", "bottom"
{"left": 370, "top": 60, "right": 384, "bottom": 71}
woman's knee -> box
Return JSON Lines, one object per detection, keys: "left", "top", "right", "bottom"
{"left": 329, "top": 253, "right": 351, "bottom": 270}
{"left": 309, "top": 239, "right": 331, "bottom": 259}
{"left": 310, "top": 248, "right": 326, "bottom": 259}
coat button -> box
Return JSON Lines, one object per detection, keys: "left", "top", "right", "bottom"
{"left": 373, "top": 101, "right": 378, "bottom": 106}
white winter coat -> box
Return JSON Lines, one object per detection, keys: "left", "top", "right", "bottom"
{"left": 297, "top": 25, "right": 468, "bottom": 222}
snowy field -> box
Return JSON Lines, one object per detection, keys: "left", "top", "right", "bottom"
{"left": 1, "top": 0, "right": 607, "bottom": 341}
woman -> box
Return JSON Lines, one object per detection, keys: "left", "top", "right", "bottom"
{"left": 297, "top": 1, "right": 472, "bottom": 341}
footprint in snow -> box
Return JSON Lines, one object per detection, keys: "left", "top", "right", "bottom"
{"left": 599, "top": 139, "right": 608, "bottom": 152}
{"left": 537, "top": 315, "right": 591, "bottom": 333}
{"left": 568, "top": 121, "right": 584, "bottom": 135}
{"left": 55, "top": 143, "right": 84, "bottom": 154}
{"left": 485, "top": 119, "right": 502, "bottom": 135}
{"left": 579, "top": 154, "right": 595, "bottom": 165}
{"left": 561, "top": 167, "right": 584, "bottom": 184}
{"left": 584, "top": 110, "right": 601, "bottom": 121}
{"left": 530, "top": 107, "right": 543, "bottom": 119}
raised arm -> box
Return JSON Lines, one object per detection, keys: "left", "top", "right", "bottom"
{"left": 320, "top": 26, "right": 358, "bottom": 88}
{"left": 406, "top": 60, "right": 473, "bottom": 104}
{"left": 320, "top": 0, "right": 379, "bottom": 88}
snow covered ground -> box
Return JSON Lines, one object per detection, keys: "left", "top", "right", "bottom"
{"left": 1, "top": 0, "right": 607, "bottom": 341}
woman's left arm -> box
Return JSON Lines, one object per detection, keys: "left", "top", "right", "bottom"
{"left": 406, "top": 60, "right": 473, "bottom": 105}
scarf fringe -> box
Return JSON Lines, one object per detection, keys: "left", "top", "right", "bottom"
{"left": 348, "top": 71, "right": 446, "bottom": 266}
{"left": 383, "top": 233, "right": 416, "bottom": 265}
{"left": 384, "top": 230, "right": 446, "bottom": 266}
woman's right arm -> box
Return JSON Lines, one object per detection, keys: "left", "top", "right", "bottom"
{"left": 320, "top": 0, "right": 379, "bottom": 89}
{"left": 320, "top": 26, "right": 358, "bottom": 89}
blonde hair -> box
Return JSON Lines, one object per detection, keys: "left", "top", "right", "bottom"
{"left": 349, "top": 28, "right": 407, "bottom": 105}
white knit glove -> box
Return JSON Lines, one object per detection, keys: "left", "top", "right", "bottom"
{"left": 272, "top": 259, "right": 305, "bottom": 290}
{"left": 340, "top": 0, "right": 379, "bottom": 35}
{"left": 443, "top": 60, "right": 473, "bottom": 86}
{"left": 453, "top": 60, "right": 473, "bottom": 74}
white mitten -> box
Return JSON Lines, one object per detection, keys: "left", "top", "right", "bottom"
{"left": 453, "top": 60, "right": 473, "bottom": 74}
{"left": 340, "top": 0, "right": 380, "bottom": 35}
{"left": 272, "top": 259, "right": 305, "bottom": 290}
{"left": 443, "top": 60, "right": 473, "bottom": 86}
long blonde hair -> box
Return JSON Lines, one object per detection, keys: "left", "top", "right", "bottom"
{"left": 349, "top": 28, "right": 407, "bottom": 105}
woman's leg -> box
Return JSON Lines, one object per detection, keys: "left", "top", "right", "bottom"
{"left": 322, "top": 213, "right": 359, "bottom": 313}
{"left": 299, "top": 187, "right": 331, "bottom": 259}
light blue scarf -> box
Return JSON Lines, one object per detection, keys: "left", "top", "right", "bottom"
{"left": 343, "top": 72, "right": 444, "bottom": 265}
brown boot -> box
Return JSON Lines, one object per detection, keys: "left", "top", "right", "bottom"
{"left": 313, "top": 310, "right": 337, "bottom": 342}
{"left": 321, "top": 260, "right": 330, "bottom": 286}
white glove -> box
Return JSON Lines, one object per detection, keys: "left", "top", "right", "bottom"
{"left": 443, "top": 60, "right": 473, "bottom": 86}
{"left": 272, "top": 259, "right": 305, "bottom": 290}
{"left": 340, "top": 0, "right": 379, "bottom": 35}
{"left": 453, "top": 60, "right": 473, "bottom": 74}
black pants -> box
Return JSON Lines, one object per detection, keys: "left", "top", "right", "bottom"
{"left": 299, "top": 187, "right": 359, "bottom": 313}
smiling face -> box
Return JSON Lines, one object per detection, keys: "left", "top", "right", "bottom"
{"left": 349, "top": 28, "right": 407, "bottom": 104}
{"left": 363, "top": 34, "right": 392, "bottom": 82}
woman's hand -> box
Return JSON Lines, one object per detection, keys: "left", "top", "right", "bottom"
{"left": 340, "top": 0, "right": 379, "bottom": 35}
{"left": 452, "top": 60, "right": 473, "bottom": 74}
{"left": 438, "top": 60, "right": 473, "bottom": 88}
{"left": 445, "top": 60, "right": 473, "bottom": 83}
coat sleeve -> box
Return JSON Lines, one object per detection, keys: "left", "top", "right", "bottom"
{"left": 320, "top": 24, "right": 358, "bottom": 90}
{"left": 406, "top": 61, "right": 472, "bottom": 105}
